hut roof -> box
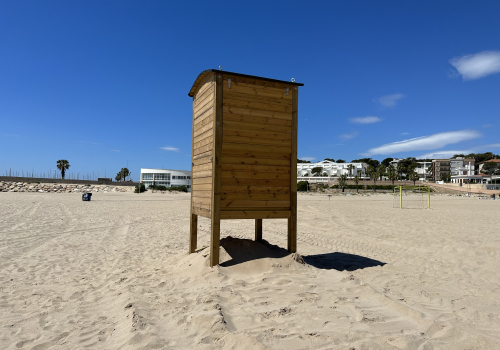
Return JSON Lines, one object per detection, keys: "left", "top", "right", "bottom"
{"left": 188, "top": 69, "right": 304, "bottom": 97}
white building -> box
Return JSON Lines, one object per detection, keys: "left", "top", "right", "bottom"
{"left": 140, "top": 168, "right": 191, "bottom": 191}
{"left": 297, "top": 160, "right": 367, "bottom": 178}
{"left": 416, "top": 161, "right": 432, "bottom": 180}
{"left": 450, "top": 157, "right": 475, "bottom": 176}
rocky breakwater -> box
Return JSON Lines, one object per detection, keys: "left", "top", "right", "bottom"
{"left": 0, "top": 181, "right": 132, "bottom": 193}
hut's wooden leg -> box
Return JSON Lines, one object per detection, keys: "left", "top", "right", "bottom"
{"left": 189, "top": 214, "right": 197, "bottom": 253}
{"left": 210, "top": 217, "right": 220, "bottom": 267}
{"left": 255, "top": 219, "right": 262, "bottom": 242}
{"left": 287, "top": 216, "right": 297, "bottom": 252}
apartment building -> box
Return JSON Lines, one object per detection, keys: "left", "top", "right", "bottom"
{"left": 139, "top": 168, "right": 191, "bottom": 191}
{"left": 450, "top": 157, "right": 475, "bottom": 176}
{"left": 432, "top": 159, "right": 451, "bottom": 181}
{"left": 297, "top": 160, "right": 367, "bottom": 178}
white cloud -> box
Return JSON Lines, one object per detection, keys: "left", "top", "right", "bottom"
{"left": 449, "top": 51, "right": 500, "bottom": 80}
{"left": 299, "top": 157, "right": 316, "bottom": 162}
{"left": 376, "top": 94, "right": 404, "bottom": 108}
{"left": 418, "top": 143, "right": 500, "bottom": 159}
{"left": 339, "top": 131, "right": 359, "bottom": 140}
{"left": 364, "top": 129, "right": 482, "bottom": 156}
{"left": 482, "top": 124, "right": 493, "bottom": 128}
{"left": 401, "top": 132, "right": 409, "bottom": 135}
{"left": 349, "top": 116, "right": 382, "bottom": 124}
{"left": 160, "top": 146, "right": 180, "bottom": 152}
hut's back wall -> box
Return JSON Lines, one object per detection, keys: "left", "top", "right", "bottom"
{"left": 191, "top": 73, "right": 215, "bottom": 216}
{"left": 220, "top": 74, "right": 292, "bottom": 211}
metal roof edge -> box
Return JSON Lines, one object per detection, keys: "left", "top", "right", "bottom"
{"left": 188, "top": 69, "right": 304, "bottom": 97}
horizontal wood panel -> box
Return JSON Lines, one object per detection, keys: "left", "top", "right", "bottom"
{"left": 221, "top": 186, "right": 290, "bottom": 194}
{"left": 194, "top": 123, "right": 214, "bottom": 138}
{"left": 192, "top": 177, "right": 213, "bottom": 185}
{"left": 193, "top": 163, "right": 212, "bottom": 172}
{"left": 224, "top": 91, "right": 292, "bottom": 106}
{"left": 193, "top": 151, "right": 212, "bottom": 160}
{"left": 221, "top": 164, "right": 290, "bottom": 174}
{"left": 223, "top": 98, "right": 292, "bottom": 114}
{"left": 193, "top": 144, "right": 213, "bottom": 156}
{"left": 221, "top": 171, "right": 290, "bottom": 180}
{"left": 221, "top": 193, "right": 289, "bottom": 201}
{"left": 191, "top": 190, "right": 211, "bottom": 198}
{"left": 193, "top": 135, "right": 213, "bottom": 150}
{"left": 194, "top": 105, "right": 213, "bottom": 121}
{"left": 192, "top": 169, "right": 213, "bottom": 179}
{"left": 224, "top": 113, "right": 292, "bottom": 127}
{"left": 223, "top": 135, "right": 291, "bottom": 147}
{"left": 220, "top": 210, "right": 291, "bottom": 219}
{"left": 220, "top": 199, "right": 290, "bottom": 208}
{"left": 194, "top": 96, "right": 214, "bottom": 116}
{"left": 193, "top": 87, "right": 213, "bottom": 108}
{"left": 221, "top": 149, "right": 291, "bottom": 161}
{"left": 192, "top": 183, "right": 212, "bottom": 191}
{"left": 221, "top": 178, "right": 290, "bottom": 187}
{"left": 193, "top": 128, "right": 213, "bottom": 144}
{"left": 223, "top": 76, "right": 296, "bottom": 92}
{"left": 222, "top": 142, "right": 291, "bottom": 154}
{"left": 194, "top": 75, "right": 214, "bottom": 98}
{"left": 192, "top": 155, "right": 212, "bottom": 167}
{"left": 194, "top": 113, "right": 213, "bottom": 130}
{"left": 192, "top": 206, "right": 210, "bottom": 218}
{"left": 223, "top": 83, "right": 292, "bottom": 100}
{"left": 223, "top": 106, "right": 291, "bottom": 121}
{"left": 221, "top": 156, "right": 290, "bottom": 167}
{"left": 224, "top": 120, "right": 291, "bottom": 134}
{"left": 192, "top": 196, "right": 212, "bottom": 206}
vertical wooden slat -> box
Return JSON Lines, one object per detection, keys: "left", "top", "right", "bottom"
{"left": 288, "top": 86, "right": 298, "bottom": 253}
{"left": 189, "top": 214, "right": 197, "bottom": 253}
{"left": 189, "top": 95, "right": 197, "bottom": 253}
{"left": 210, "top": 73, "right": 223, "bottom": 267}
{"left": 255, "top": 219, "right": 262, "bottom": 241}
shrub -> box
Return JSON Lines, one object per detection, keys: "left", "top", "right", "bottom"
{"left": 297, "top": 181, "right": 309, "bottom": 192}
{"left": 134, "top": 183, "right": 146, "bottom": 193}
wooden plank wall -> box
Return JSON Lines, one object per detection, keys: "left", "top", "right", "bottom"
{"left": 220, "top": 75, "right": 293, "bottom": 211}
{"left": 191, "top": 73, "right": 215, "bottom": 217}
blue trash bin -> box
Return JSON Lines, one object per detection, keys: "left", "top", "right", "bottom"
{"left": 82, "top": 192, "right": 92, "bottom": 201}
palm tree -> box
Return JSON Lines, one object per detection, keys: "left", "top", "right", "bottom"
{"left": 347, "top": 164, "right": 355, "bottom": 178}
{"left": 353, "top": 175, "right": 360, "bottom": 192}
{"left": 396, "top": 163, "right": 405, "bottom": 180}
{"left": 115, "top": 167, "right": 131, "bottom": 182}
{"left": 387, "top": 165, "right": 398, "bottom": 191}
{"left": 56, "top": 160, "right": 70, "bottom": 179}
{"left": 377, "top": 164, "right": 385, "bottom": 181}
{"left": 368, "top": 165, "right": 379, "bottom": 192}
{"left": 338, "top": 174, "right": 348, "bottom": 192}
{"left": 409, "top": 171, "right": 419, "bottom": 186}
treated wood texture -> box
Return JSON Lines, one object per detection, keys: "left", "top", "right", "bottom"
{"left": 191, "top": 73, "right": 214, "bottom": 215}
{"left": 220, "top": 210, "right": 291, "bottom": 220}
{"left": 255, "top": 219, "right": 262, "bottom": 241}
{"left": 189, "top": 214, "right": 197, "bottom": 253}
{"left": 210, "top": 74, "right": 224, "bottom": 267}
{"left": 288, "top": 86, "right": 298, "bottom": 253}
{"left": 220, "top": 75, "right": 294, "bottom": 211}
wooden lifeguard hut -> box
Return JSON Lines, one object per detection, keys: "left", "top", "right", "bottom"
{"left": 188, "top": 69, "right": 303, "bottom": 267}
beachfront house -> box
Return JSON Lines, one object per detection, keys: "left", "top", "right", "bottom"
{"left": 139, "top": 168, "right": 191, "bottom": 191}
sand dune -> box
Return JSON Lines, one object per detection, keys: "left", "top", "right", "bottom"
{"left": 0, "top": 192, "right": 499, "bottom": 349}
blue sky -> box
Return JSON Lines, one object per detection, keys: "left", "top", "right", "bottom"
{"left": 1, "top": 1, "right": 499, "bottom": 180}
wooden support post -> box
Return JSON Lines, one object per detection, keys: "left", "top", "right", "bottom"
{"left": 288, "top": 85, "right": 298, "bottom": 253}
{"left": 210, "top": 73, "right": 223, "bottom": 267}
{"left": 255, "top": 219, "right": 262, "bottom": 242}
{"left": 189, "top": 213, "right": 198, "bottom": 253}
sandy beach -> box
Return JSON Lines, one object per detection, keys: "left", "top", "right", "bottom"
{"left": 1, "top": 192, "right": 499, "bottom": 349}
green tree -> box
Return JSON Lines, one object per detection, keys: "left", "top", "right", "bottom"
{"left": 297, "top": 181, "right": 309, "bottom": 192}
{"left": 338, "top": 174, "right": 348, "bottom": 192}
{"left": 353, "top": 175, "right": 360, "bottom": 192}
{"left": 56, "top": 159, "right": 70, "bottom": 179}
{"left": 409, "top": 171, "right": 419, "bottom": 186}
{"left": 351, "top": 158, "right": 380, "bottom": 168}
{"left": 381, "top": 157, "right": 394, "bottom": 169}
{"left": 347, "top": 164, "right": 355, "bottom": 177}
{"left": 481, "top": 162, "right": 500, "bottom": 175}
{"left": 396, "top": 163, "right": 405, "bottom": 180}
{"left": 324, "top": 158, "right": 335, "bottom": 162}
{"left": 336, "top": 159, "right": 346, "bottom": 163}
{"left": 377, "top": 164, "right": 385, "bottom": 180}
{"left": 115, "top": 167, "right": 131, "bottom": 182}
{"left": 368, "top": 165, "right": 379, "bottom": 192}
{"left": 387, "top": 165, "right": 398, "bottom": 190}
{"left": 297, "top": 159, "right": 312, "bottom": 163}
{"left": 311, "top": 167, "right": 323, "bottom": 177}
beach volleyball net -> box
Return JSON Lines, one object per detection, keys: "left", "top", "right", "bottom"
{"left": 393, "top": 186, "right": 431, "bottom": 209}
